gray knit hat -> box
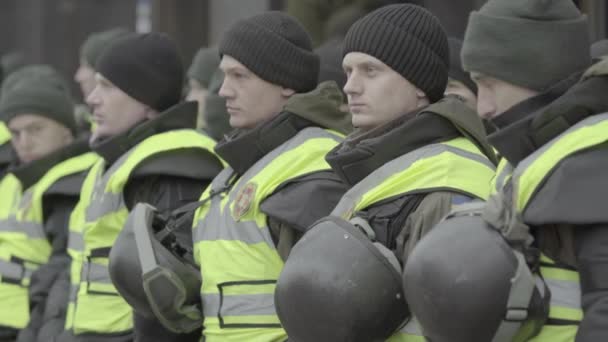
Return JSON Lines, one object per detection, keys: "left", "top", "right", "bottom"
{"left": 80, "top": 27, "right": 130, "bottom": 68}
{"left": 219, "top": 11, "right": 319, "bottom": 93}
{"left": 343, "top": 4, "right": 449, "bottom": 103}
{"left": 462, "top": 0, "right": 590, "bottom": 91}
{"left": 187, "top": 47, "right": 221, "bottom": 89}
{"left": 0, "top": 80, "right": 75, "bottom": 134}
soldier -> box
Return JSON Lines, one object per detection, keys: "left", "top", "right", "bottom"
{"left": 62, "top": 33, "right": 224, "bottom": 342}
{"left": 191, "top": 11, "right": 352, "bottom": 341}
{"left": 275, "top": 4, "right": 496, "bottom": 341}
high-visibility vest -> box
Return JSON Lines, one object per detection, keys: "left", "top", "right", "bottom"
{"left": 65, "top": 129, "right": 218, "bottom": 336}
{"left": 330, "top": 137, "right": 496, "bottom": 342}
{"left": 193, "top": 127, "right": 343, "bottom": 342}
{"left": 0, "top": 151, "right": 98, "bottom": 329}
{"left": 0, "top": 122, "right": 10, "bottom": 146}
{"left": 506, "top": 114, "right": 608, "bottom": 341}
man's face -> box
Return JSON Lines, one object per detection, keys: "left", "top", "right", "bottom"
{"left": 445, "top": 78, "right": 477, "bottom": 110}
{"left": 471, "top": 72, "right": 539, "bottom": 120}
{"left": 86, "top": 73, "right": 150, "bottom": 142}
{"left": 8, "top": 114, "right": 73, "bottom": 164}
{"left": 342, "top": 52, "right": 427, "bottom": 132}
{"left": 74, "top": 58, "right": 97, "bottom": 98}
{"left": 218, "top": 55, "right": 293, "bottom": 129}
{"left": 185, "top": 78, "right": 209, "bottom": 128}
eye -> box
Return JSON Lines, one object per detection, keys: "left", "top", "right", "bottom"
{"left": 365, "top": 65, "right": 377, "bottom": 76}
{"left": 343, "top": 67, "right": 352, "bottom": 78}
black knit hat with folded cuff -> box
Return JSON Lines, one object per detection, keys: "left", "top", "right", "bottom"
{"left": 342, "top": 4, "right": 449, "bottom": 103}
{"left": 219, "top": 11, "right": 320, "bottom": 93}
{"left": 96, "top": 32, "right": 184, "bottom": 112}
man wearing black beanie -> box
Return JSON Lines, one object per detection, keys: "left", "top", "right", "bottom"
{"left": 61, "top": 32, "right": 225, "bottom": 342}
{"left": 190, "top": 11, "right": 352, "bottom": 342}
{"left": 272, "top": 4, "right": 497, "bottom": 341}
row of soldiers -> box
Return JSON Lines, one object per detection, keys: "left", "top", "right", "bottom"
{"left": 0, "top": 0, "right": 606, "bottom": 341}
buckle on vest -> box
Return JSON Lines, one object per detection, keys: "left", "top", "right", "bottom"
{"left": 505, "top": 308, "right": 528, "bottom": 322}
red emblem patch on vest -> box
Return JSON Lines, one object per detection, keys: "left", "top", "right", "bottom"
{"left": 233, "top": 183, "right": 257, "bottom": 219}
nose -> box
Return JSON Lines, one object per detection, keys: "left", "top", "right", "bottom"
{"left": 476, "top": 87, "right": 496, "bottom": 120}
{"left": 218, "top": 78, "right": 234, "bottom": 99}
{"left": 343, "top": 72, "right": 362, "bottom": 99}
{"left": 86, "top": 85, "right": 101, "bottom": 108}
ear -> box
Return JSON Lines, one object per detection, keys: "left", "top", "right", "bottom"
{"left": 61, "top": 126, "right": 75, "bottom": 144}
{"left": 144, "top": 107, "right": 160, "bottom": 120}
{"left": 281, "top": 87, "right": 296, "bottom": 98}
{"left": 415, "top": 88, "right": 426, "bottom": 99}
{"left": 415, "top": 88, "right": 430, "bottom": 107}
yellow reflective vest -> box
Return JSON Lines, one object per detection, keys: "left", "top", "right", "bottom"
{"left": 0, "top": 151, "right": 98, "bottom": 329}
{"left": 330, "top": 137, "right": 496, "bottom": 342}
{"left": 193, "top": 127, "right": 343, "bottom": 342}
{"left": 65, "top": 129, "right": 218, "bottom": 336}
{"left": 505, "top": 114, "right": 608, "bottom": 341}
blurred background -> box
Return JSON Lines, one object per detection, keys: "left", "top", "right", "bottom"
{"left": 0, "top": 0, "right": 605, "bottom": 103}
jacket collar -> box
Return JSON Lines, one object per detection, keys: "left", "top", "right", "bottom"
{"left": 326, "top": 99, "right": 471, "bottom": 187}
{"left": 11, "top": 136, "right": 91, "bottom": 190}
{"left": 488, "top": 72, "right": 602, "bottom": 165}
{"left": 91, "top": 101, "right": 197, "bottom": 165}
{"left": 215, "top": 112, "right": 316, "bottom": 175}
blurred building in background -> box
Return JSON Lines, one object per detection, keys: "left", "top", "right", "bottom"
{"left": 0, "top": 0, "right": 605, "bottom": 102}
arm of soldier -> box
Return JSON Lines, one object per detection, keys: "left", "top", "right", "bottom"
{"left": 573, "top": 224, "right": 608, "bottom": 342}
{"left": 261, "top": 170, "right": 349, "bottom": 261}
{"left": 22, "top": 195, "right": 76, "bottom": 340}
{"left": 396, "top": 191, "right": 474, "bottom": 267}
{"left": 31, "top": 168, "right": 88, "bottom": 308}
{"left": 123, "top": 151, "right": 219, "bottom": 342}
{"left": 123, "top": 148, "right": 223, "bottom": 222}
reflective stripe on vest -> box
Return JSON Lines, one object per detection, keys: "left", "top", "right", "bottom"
{"left": 491, "top": 158, "right": 514, "bottom": 195}
{"left": 0, "top": 151, "right": 98, "bottom": 329}
{"left": 0, "top": 174, "right": 22, "bottom": 220}
{"left": 332, "top": 137, "right": 496, "bottom": 218}
{"left": 331, "top": 137, "right": 495, "bottom": 342}
{"left": 65, "top": 129, "right": 218, "bottom": 335}
{"left": 508, "top": 114, "right": 608, "bottom": 338}
{"left": 193, "top": 127, "right": 343, "bottom": 342}
{"left": 0, "top": 122, "right": 10, "bottom": 146}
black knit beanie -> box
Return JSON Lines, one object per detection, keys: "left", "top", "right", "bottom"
{"left": 462, "top": 0, "right": 590, "bottom": 91}
{"left": 448, "top": 38, "right": 476, "bottom": 93}
{"left": 96, "top": 32, "right": 184, "bottom": 112}
{"left": 0, "top": 81, "right": 76, "bottom": 134}
{"left": 219, "top": 11, "right": 319, "bottom": 93}
{"left": 80, "top": 27, "right": 130, "bottom": 68}
{"left": 343, "top": 4, "right": 449, "bottom": 103}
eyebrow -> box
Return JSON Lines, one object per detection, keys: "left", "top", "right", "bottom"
{"left": 220, "top": 65, "right": 247, "bottom": 74}
{"left": 343, "top": 61, "right": 381, "bottom": 70}
{"left": 10, "top": 122, "right": 42, "bottom": 132}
